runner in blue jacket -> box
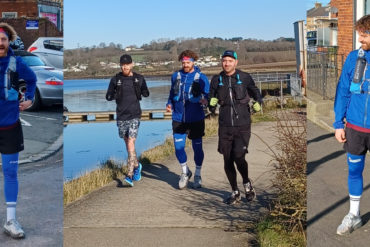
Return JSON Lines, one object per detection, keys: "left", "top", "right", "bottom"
{"left": 334, "top": 15, "right": 370, "bottom": 235}
{"left": 0, "top": 23, "right": 36, "bottom": 239}
{"left": 166, "top": 50, "right": 209, "bottom": 189}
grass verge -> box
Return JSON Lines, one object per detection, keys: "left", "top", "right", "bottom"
{"left": 255, "top": 107, "right": 307, "bottom": 246}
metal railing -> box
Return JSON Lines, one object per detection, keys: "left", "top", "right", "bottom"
{"left": 307, "top": 50, "right": 344, "bottom": 100}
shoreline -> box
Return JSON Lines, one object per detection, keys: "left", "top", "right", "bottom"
{"left": 64, "top": 61, "right": 297, "bottom": 80}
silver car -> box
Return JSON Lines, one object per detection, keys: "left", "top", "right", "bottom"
{"left": 27, "top": 37, "right": 63, "bottom": 70}
{"left": 15, "top": 50, "right": 63, "bottom": 111}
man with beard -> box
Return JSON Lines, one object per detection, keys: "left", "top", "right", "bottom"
{"left": 106, "top": 54, "right": 149, "bottom": 186}
{"left": 209, "top": 50, "right": 262, "bottom": 205}
{"left": 334, "top": 14, "right": 370, "bottom": 235}
{"left": 166, "top": 50, "right": 209, "bottom": 189}
{"left": 0, "top": 22, "right": 36, "bottom": 238}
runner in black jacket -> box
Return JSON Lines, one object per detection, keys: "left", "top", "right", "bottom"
{"left": 209, "top": 50, "right": 262, "bottom": 205}
{"left": 106, "top": 54, "right": 149, "bottom": 186}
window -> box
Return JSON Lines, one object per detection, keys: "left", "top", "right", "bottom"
{"left": 2, "top": 12, "right": 17, "bottom": 18}
{"left": 43, "top": 39, "right": 63, "bottom": 51}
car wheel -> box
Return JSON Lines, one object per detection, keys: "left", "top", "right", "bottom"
{"left": 18, "top": 82, "right": 41, "bottom": 111}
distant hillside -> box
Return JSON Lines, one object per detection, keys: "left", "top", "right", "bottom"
{"left": 64, "top": 37, "right": 296, "bottom": 79}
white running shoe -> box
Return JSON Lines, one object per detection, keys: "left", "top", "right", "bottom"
{"left": 336, "top": 213, "right": 362, "bottom": 235}
{"left": 179, "top": 169, "right": 192, "bottom": 189}
{"left": 4, "top": 219, "right": 25, "bottom": 239}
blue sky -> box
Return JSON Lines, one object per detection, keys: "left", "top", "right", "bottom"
{"left": 64, "top": 0, "right": 323, "bottom": 49}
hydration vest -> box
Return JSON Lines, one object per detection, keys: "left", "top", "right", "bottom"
{"left": 216, "top": 73, "right": 249, "bottom": 105}
{"left": 114, "top": 73, "right": 144, "bottom": 100}
{"left": 3, "top": 56, "right": 19, "bottom": 101}
{"left": 350, "top": 48, "right": 367, "bottom": 94}
{"left": 173, "top": 71, "right": 202, "bottom": 102}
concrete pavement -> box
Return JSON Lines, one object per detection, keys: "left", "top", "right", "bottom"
{"left": 64, "top": 121, "right": 278, "bottom": 247}
{"left": 307, "top": 121, "right": 370, "bottom": 247}
{"left": 0, "top": 149, "right": 63, "bottom": 246}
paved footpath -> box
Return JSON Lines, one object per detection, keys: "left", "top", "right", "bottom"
{"left": 64, "top": 121, "right": 278, "bottom": 247}
{"left": 0, "top": 149, "right": 63, "bottom": 246}
{"left": 307, "top": 121, "right": 370, "bottom": 247}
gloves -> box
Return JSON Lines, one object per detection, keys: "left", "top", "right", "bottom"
{"left": 209, "top": 97, "right": 218, "bottom": 107}
{"left": 253, "top": 102, "right": 261, "bottom": 112}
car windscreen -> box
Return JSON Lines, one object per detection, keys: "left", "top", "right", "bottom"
{"left": 43, "top": 40, "right": 63, "bottom": 51}
{"left": 21, "top": 55, "right": 46, "bottom": 66}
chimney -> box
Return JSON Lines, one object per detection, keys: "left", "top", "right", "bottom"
{"left": 315, "top": 2, "right": 322, "bottom": 8}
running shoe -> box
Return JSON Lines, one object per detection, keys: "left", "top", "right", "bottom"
{"left": 179, "top": 169, "right": 192, "bottom": 189}
{"left": 132, "top": 163, "right": 142, "bottom": 181}
{"left": 224, "top": 190, "right": 241, "bottom": 205}
{"left": 336, "top": 213, "right": 362, "bottom": 235}
{"left": 193, "top": 175, "right": 202, "bottom": 188}
{"left": 124, "top": 176, "right": 134, "bottom": 187}
{"left": 3, "top": 219, "right": 25, "bottom": 239}
{"left": 244, "top": 181, "right": 256, "bottom": 202}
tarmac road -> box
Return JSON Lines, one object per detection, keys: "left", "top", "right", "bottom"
{"left": 19, "top": 105, "right": 63, "bottom": 163}
{"left": 0, "top": 148, "right": 63, "bottom": 246}
{"left": 307, "top": 121, "right": 370, "bottom": 247}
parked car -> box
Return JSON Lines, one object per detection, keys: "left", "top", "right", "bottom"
{"left": 14, "top": 50, "right": 63, "bottom": 111}
{"left": 27, "top": 37, "right": 63, "bottom": 70}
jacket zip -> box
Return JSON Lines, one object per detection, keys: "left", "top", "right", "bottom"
{"left": 364, "top": 65, "right": 369, "bottom": 127}
{"left": 228, "top": 76, "right": 234, "bottom": 126}
{"left": 183, "top": 74, "right": 188, "bottom": 122}
{"left": 365, "top": 81, "right": 370, "bottom": 127}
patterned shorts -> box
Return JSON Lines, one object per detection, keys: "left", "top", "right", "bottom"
{"left": 117, "top": 118, "right": 140, "bottom": 139}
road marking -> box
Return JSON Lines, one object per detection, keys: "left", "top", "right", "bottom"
{"left": 20, "top": 113, "right": 58, "bottom": 121}
{"left": 20, "top": 118, "right": 32, "bottom": 127}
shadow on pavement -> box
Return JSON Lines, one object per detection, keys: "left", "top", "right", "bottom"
{"left": 307, "top": 133, "right": 334, "bottom": 145}
{"left": 307, "top": 150, "right": 346, "bottom": 175}
{"left": 141, "top": 162, "right": 179, "bottom": 189}
{"left": 308, "top": 183, "right": 370, "bottom": 227}
{"left": 139, "top": 162, "right": 274, "bottom": 228}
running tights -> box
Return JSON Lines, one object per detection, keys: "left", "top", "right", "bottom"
{"left": 223, "top": 152, "right": 249, "bottom": 191}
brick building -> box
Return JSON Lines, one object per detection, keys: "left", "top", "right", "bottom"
{"left": 0, "top": 0, "right": 63, "bottom": 49}
{"left": 330, "top": 0, "right": 370, "bottom": 57}
{"left": 0, "top": 0, "right": 62, "bottom": 31}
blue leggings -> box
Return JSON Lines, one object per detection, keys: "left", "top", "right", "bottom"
{"left": 347, "top": 153, "right": 365, "bottom": 197}
{"left": 2, "top": 153, "right": 19, "bottom": 204}
{"left": 173, "top": 133, "right": 204, "bottom": 166}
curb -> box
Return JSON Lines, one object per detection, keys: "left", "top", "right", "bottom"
{"left": 18, "top": 133, "right": 63, "bottom": 164}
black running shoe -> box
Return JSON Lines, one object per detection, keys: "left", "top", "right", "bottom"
{"left": 244, "top": 181, "right": 256, "bottom": 202}
{"left": 224, "top": 190, "right": 241, "bottom": 205}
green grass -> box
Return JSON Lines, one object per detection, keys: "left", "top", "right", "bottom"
{"left": 257, "top": 217, "right": 305, "bottom": 247}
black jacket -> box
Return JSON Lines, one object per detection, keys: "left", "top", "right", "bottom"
{"left": 106, "top": 72, "right": 149, "bottom": 121}
{"left": 209, "top": 69, "right": 262, "bottom": 127}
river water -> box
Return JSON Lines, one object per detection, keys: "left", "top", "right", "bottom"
{"left": 64, "top": 78, "right": 173, "bottom": 180}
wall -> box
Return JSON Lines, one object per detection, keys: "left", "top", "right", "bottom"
{"left": 0, "top": 17, "right": 63, "bottom": 49}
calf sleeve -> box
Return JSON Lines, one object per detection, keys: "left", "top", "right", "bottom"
{"left": 2, "top": 153, "right": 19, "bottom": 204}
{"left": 347, "top": 153, "right": 365, "bottom": 197}
{"left": 174, "top": 133, "right": 187, "bottom": 164}
{"left": 192, "top": 138, "right": 204, "bottom": 167}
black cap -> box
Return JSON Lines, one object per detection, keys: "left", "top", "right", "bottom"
{"left": 222, "top": 50, "right": 237, "bottom": 60}
{"left": 120, "top": 54, "right": 132, "bottom": 64}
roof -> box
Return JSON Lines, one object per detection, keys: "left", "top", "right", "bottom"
{"left": 307, "top": 4, "right": 330, "bottom": 18}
